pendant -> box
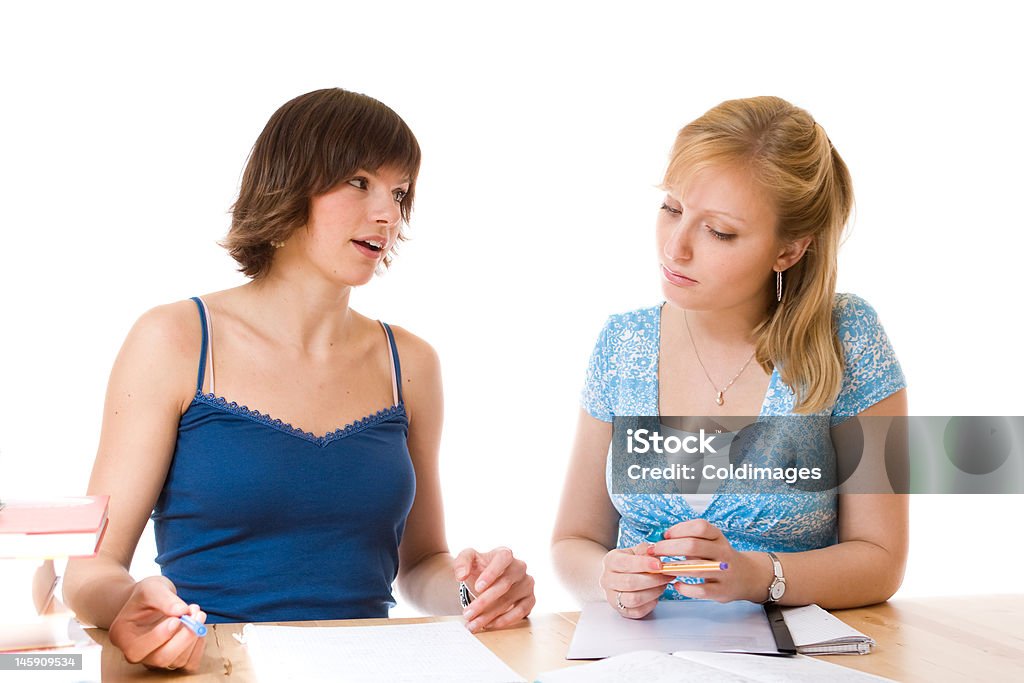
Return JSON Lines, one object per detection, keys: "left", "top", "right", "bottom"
{"left": 716, "top": 391, "right": 724, "bottom": 406}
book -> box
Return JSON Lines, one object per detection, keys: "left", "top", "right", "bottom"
{"left": 537, "top": 650, "right": 895, "bottom": 682}
{"left": 0, "top": 613, "right": 77, "bottom": 652}
{"left": 781, "top": 604, "right": 876, "bottom": 655}
{"left": 0, "top": 495, "right": 109, "bottom": 559}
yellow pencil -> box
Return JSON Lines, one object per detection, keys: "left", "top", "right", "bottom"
{"left": 658, "top": 561, "right": 729, "bottom": 574}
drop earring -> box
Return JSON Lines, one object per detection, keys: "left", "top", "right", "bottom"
{"left": 776, "top": 270, "right": 783, "bottom": 303}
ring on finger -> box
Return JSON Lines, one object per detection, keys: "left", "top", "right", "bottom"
{"left": 615, "top": 591, "right": 626, "bottom": 611}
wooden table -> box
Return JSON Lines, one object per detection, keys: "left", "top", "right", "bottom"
{"left": 81, "top": 595, "right": 1024, "bottom": 681}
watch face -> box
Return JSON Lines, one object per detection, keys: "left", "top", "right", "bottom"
{"left": 771, "top": 582, "right": 786, "bottom": 600}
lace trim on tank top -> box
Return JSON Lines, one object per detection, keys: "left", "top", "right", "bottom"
{"left": 188, "top": 296, "right": 407, "bottom": 448}
{"left": 192, "top": 391, "right": 406, "bottom": 448}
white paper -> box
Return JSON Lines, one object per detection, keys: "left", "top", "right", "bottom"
{"left": 539, "top": 650, "right": 750, "bottom": 682}
{"left": 241, "top": 621, "right": 525, "bottom": 683}
{"left": 567, "top": 601, "right": 780, "bottom": 659}
{"left": 537, "top": 650, "right": 895, "bottom": 682}
{"left": 678, "top": 651, "right": 895, "bottom": 682}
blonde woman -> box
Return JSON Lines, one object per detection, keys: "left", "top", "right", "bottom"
{"left": 552, "top": 97, "right": 907, "bottom": 617}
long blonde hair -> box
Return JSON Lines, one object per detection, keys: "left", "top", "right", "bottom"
{"left": 664, "top": 96, "right": 853, "bottom": 413}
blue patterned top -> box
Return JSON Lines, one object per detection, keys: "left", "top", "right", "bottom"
{"left": 581, "top": 294, "right": 905, "bottom": 598}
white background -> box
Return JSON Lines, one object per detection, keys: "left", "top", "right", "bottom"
{"left": 1, "top": 1, "right": 1021, "bottom": 614}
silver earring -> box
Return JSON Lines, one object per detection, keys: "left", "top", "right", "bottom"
{"left": 776, "top": 270, "right": 783, "bottom": 303}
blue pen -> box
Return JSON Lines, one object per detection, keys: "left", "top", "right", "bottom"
{"left": 178, "top": 614, "right": 207, "bottom": 637}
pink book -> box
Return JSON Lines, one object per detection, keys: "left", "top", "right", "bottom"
{"left": 0, "top": 496, "right": 110, "bottom": 559}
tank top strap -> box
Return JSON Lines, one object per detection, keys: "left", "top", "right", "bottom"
{"left": 190, "top": 297, "right": 215, "bottom": 395}
{"left": 379, "top": 322, "right": 403, "bottom": 405}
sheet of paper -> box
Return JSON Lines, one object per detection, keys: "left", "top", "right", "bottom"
{"left": 539, "top": 649, "right": 895, "bottom": 682}
{"left": 538, "top": 650, "right": 751, "bottom": 682}
{"left": 567, "top": 600, "right": 780, "bottom": 659}
{"left": 241, "top": 621, "right": 525, "bottom": 683}
{"left": 678, "top": 651, "right": 896, "bottom": 682}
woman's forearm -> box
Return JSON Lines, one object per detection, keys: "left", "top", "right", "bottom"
{"left": 760, "top": 488, "right": 909, "bottom": 608}
{"left": 62, "top": 557, "right": 138, "bottom": 628}
{"left": 752, "top": 538, "right": 906, "bottom": 608}
{"left": 395, "top": 551, "right": 462, "bottom": 615}
{"left": 552, "top": 537, "right": 611, "bottom": 603}
{"left": 553, "top": 535, "right": 904, "bottom": 609}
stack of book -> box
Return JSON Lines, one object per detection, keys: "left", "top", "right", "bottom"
{"left": 0, "top": 495, "right": 109, "bottom": 651}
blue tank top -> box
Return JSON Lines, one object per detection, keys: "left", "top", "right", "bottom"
{"left": 152, "top": 298, "right": 416, "bottom": 623}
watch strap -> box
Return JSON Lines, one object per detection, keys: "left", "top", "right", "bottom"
{"left": 764, "top": 551, "right": 785, "bottom": 603}
{"left": 767, "top": 551, "right": 783, "bottom": 577}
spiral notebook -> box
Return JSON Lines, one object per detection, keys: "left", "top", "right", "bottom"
{"left": 781, "top": 604, "right": 876, "bottom": 655}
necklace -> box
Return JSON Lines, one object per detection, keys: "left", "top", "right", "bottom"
{"left": 684, "top": 311, "right": 757, "bottom": 406}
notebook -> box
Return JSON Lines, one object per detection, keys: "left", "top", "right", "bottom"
{"left": 781, "top": 604, "right": 876, "bottom": 655}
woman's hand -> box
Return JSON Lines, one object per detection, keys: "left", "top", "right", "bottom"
{"left": 599, "top": 544, "right": 675, "bottom": 619}
{"left": 108, "top": 576, "right": 207, "bottom": 672}
{"left": 453, "top": 547, "right": 536, "bottom": 633}
{"left": 648, "top": 519, "right": 771, "bottom": 604}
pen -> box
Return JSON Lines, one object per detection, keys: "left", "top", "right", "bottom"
{"left": 659, "top": 561, "right": 729, "bottom": 574}
{"left": 178, "top": 614, "right": 207, "bottom": 637}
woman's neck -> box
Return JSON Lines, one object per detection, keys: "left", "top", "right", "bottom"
{"left": 241, "top": 270, "right": 358, "bottom": 353}
{"left": 664, "top": 298, "right": 767, "bottom": 349}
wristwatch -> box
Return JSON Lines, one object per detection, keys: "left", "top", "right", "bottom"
{"left": 763, "top": 551, "right": 786, "bottom": 603}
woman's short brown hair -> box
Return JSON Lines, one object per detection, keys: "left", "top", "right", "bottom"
{"left": 222, "top": 88, "right": 421, "bottom": 279}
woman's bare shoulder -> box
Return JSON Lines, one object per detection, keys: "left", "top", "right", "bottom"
{"left": 132, "top": 286, "right": 246, "bottom": 358}
{"left": 128, "top": 299, "right": 203, "bottom": 351}
{"left": 381, "top": 322, "right": 440, "bottom": 376}
{"left": 113, "top": 299, "right": 206, "bottom": 406}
